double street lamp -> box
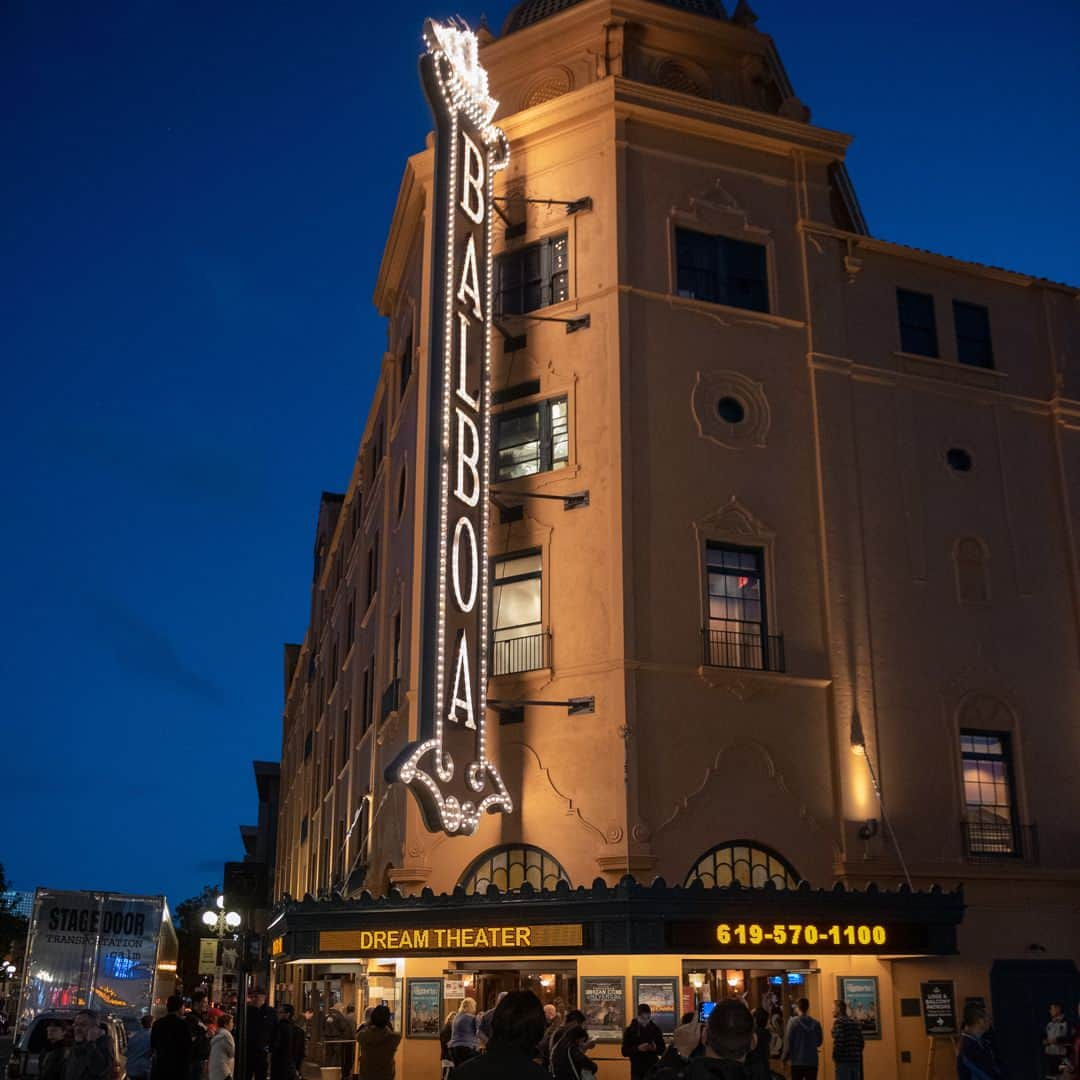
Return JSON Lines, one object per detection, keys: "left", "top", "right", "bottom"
{"left": 202, "top": 895, "right": 242, "bottom": 936}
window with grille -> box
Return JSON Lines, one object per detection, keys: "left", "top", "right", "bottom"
{"left": 961, "top": 730, "right": 1018, "bottom": 855}
{"left": 684, "top": 841, "right": 800, "bottom": 889}
{"left": 676, "top": 228, "right": 769, "bottom": 313}
{"left": 458, "top": 844, "right": 570, "bottom": 895}
{"left": 897, "top": 288, "right": 938, "bottom": 357}
{"left": 494, "top": 397, "right": 568, "bottom": 480}
{"left": 492, "top": 551, "right": 544, "bottom": 675}
{"left": 495, "top": 233, "right": 569, "bottom": 315}
{"left": 705, "top": 543, "right": 776, "bottom": 670}
{"left": 367, "top": 534, "right": 379, "bottom": 606}
{"left": 953, "top": 301, "right": 993, "bottom": 369}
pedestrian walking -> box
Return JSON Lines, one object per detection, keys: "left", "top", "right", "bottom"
{"left": 39, "top": 1019, "right": 70, "bottom": 1080}
{"left": 323, "top": 1002, "right": 355, "bottom": 1078}
{"left": 65, "top": 1011, "right": 113, "bottom": 1080}
{"left": 449, "top": 998, "right": 480, "bottom": 1066}
{"left": 152, "top": 996, "right": 192, "bottom": 1080}
{"left": 831, "top": 1001, "right": 864, "bottom": 1080}
{"left": 126, "top": 1016, "right": 154, "bottom": 1080}
{"left": 550, "top": 1024, "right": 597, "bottom": 1080}
{"left": 355, "top": 1005, "right": 400, "bottom": 1080}
{"left": 453, "top": 991, "right": 549, "bottom": 1079}
{"left": 620, "top": 1003, "right": 666, "bottom": 1080}
{"left": 245, "top": 990, "right": 276, "bottom": 1080}
{"left": 270, "top": 1005, "right": 305, "bottom": 1080}
{"left": 956, "top": 1003, "right": 1003, "bottom": 1080}
{"left": 1045, "top": 1003, "right": 1073, "bottom": 1079}
{"left": 186, "top": 993, "right": 213, "bottom": 1080}
{"left": 782, "top": 998, "right": 823, "bottom": 1080}
{"left": 209, "top": 1015, "right": 235, "bottom": 1080}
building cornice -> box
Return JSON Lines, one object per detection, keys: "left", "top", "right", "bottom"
{"left": 373, "top": 149, "right": 431, "bottom": 317}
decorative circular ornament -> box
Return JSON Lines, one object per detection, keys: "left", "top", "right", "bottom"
{"left": 692, "top": 371, "right": 770, "bottom": 449}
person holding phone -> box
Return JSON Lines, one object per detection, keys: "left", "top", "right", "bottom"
{"left": 621, "top": 1004, "right": 665, "bottom": 1080}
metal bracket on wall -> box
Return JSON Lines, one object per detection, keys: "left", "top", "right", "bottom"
{"left": 489, "top": 696, "right": 596, "bottom": 716}
{"left": 491, "top": 488, "right": 590, "bottom": 512}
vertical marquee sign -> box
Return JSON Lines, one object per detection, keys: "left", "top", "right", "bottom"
{"left": 387, "top": 20, "right": 512, "bottom": 836}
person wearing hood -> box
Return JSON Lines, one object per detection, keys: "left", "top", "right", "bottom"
{"left": 355, "top": 1006, "right": 400, "bottom": 1080}
{"left": 453, "top": 991, "right": 549, "bottom": 1079}
{"left": 550, "top": 1024, "right": 598, "bottom": 1080}
{"left": 782, "top": 998, "right": 823, "bottom": 1080}
{"left": 682, "top": 999, "right": 756, "bottom": 1080}
{"left": 209, "top": 1014, "right": 235, "bottom": 1080}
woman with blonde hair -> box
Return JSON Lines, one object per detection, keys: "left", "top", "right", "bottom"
{"left": 449, "top": 998, "right": 480, "bottom": 1066}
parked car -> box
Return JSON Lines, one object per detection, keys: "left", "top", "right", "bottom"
{"left": 8, "top": 1011, "right": 127, "bottom": 1080}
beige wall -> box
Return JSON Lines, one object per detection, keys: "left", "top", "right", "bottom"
{"left": 272, "top": 2, "right": 1079, "bottom": 1077}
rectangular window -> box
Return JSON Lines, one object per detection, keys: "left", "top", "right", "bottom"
{"left": 326, "top": 736, "right": 334, "bottom": 791}
{"left": 392, "top": 612, "right": 402, "bottom": 681}
{"left": 953, "top": 301, "right": 993, "bottom": 369}
{"left": 347, "top": 595, "right": 355, "bottom": 650}
{"left": 367, "top": 534, "right": 379, "bottom": 606}
{"left": 303, "top": 730, "right": 313, "bottom": 761}
{"left": 705, "top": 544, "right": 780, "bottom": 671}
{"left": 300, "top": 816, "right": 308, "bottom": 844}
{"left": 352, "top": 492, "right": 363, "bottom": 536}
{"left": 341, "top": 703, "right": 351, "bottom": 768}
{"left": 400, "top": 333, "right": 413, "bottom": 398}
{"left": 494, "top": 397, "right": 568, "bottom": 481}
{"left": 961, "top": 731, "right": 1018, "bottom": 855}
{"left": 897, "top": 288, "right": 938, "bottom": 357}
{"left": 675, "top": 228, "right": 769, "bottom": 313}
{"left": 495, "top": 233, "right": 569, "bottom": 315}
{"left": 361, "top": 666, "right": 372, "bottom": 733}
{"left": 491, "top": 551, "right": 545, "bottom": 675}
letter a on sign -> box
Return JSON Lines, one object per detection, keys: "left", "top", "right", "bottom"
{"left": 387, "top": 19, "right": 513, "bottom": 837}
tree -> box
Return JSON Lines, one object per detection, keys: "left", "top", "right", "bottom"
{"left": 0, "top": 862, "right": 29, "bottom": 961}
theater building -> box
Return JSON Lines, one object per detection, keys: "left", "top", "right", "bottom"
{"left": 268, "top": 2, "right": 1080, "bottom": 1077}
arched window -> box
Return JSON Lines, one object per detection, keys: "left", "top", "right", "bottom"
{"left": 684, "top": 841, "right": 801, "bottom": 889}
{"left": 458, "top": 844, "right": 570, "bottom": 895}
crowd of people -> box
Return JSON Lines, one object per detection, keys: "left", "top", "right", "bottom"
{"left": 26, "top": 988, "right": 1080, "bottom": 1080}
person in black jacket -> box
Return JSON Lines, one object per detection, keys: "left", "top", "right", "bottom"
{"left": 551, "top": 1024, "right": 598, "bottom": 1080}
{"left": 153, "top": 996, "right": 192, "bottom": 1080}
{"left": 621, "top": 1004, "right": 666, "bottom": 1080}
{"left": 65, "top": 1011, "right": 113, "bottom": 1080}
{"left": 186, "top": 993, "right": 212, "bottom": 1080}
{"left": 454, "top": 991, "right": 549, "bottom": 1079}
{"left": 269, "top": 1005, "right": 305, "bottom": 1080}
{"left": 245, "top": 990, "right": 276, "bottom": 1080}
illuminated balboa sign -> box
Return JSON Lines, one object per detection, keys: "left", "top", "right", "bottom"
{"left": 388, "top": 20, "right": 512, "bottom": 836}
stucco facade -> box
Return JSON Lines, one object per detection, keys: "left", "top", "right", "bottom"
{"left": 271, "top": 2, "right": 1079, "bottom": 1076}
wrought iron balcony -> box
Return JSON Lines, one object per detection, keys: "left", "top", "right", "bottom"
{"left": 380, "top": 678, "right": 400, "bottom": 720}
{"left": 491, "top": 631, "right": 550, "bottom": 676}
{"left": 961, "top": 819, "right": 1038, "bottom": 863}
{"left": 702, "top": 625, "right": 785, "bottom": 673}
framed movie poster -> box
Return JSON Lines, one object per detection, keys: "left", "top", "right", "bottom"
{"left": 837, "top": 976, "right": 881, "bottom": 1040}
{"left": 582, "top": 976, "right": 626, "bottom": 1042}
{"left": 406, "top": 978, "right": 443, "bottom": 1038}
{"left": 632, "top": 976, "right": 680, "bottom": 1035}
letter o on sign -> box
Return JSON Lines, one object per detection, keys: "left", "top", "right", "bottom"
{"left": 452, "top": 516, "right": 478, "bottom": 613}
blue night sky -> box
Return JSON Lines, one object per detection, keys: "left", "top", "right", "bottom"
{"left": 2, "top": 1, "right": 1077, "bottom": 909}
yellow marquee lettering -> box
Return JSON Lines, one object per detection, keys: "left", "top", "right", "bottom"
{"left": 415, "top": 929, "right": 430, "bottom": 949}
{"left": 516, "top": 927, "right": 531, "bottom": 947}
{"left": 360, "top": 931, "right": 373, "bottom": 950}
{"left": 474, "top": 928, "right": 489, "bottom": 948}
{"left": 374, "top": 930, "right": 387, "bottom": 951}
